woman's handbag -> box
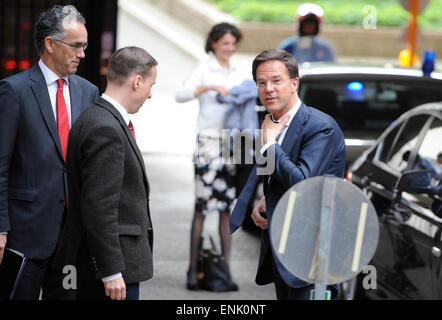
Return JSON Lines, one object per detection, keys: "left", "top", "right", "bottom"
{"left": 197, "top": 236, "right": 238, "bottom": 292}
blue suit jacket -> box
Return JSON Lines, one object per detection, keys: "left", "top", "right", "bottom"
{"left": 0, "top": 64, "right": 99, "bottom": 259}
{"left": 230, "top": 103, "right": 346, "bottom": 288}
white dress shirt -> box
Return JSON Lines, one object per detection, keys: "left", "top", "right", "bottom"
{"left": 38, "top": 60, "right": 72, "bottom": 127}
{"left": 101, "top": 94, "right": 130, "bottom": 126}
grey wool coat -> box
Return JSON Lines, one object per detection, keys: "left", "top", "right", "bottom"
{"left": 53, "top": 97, "right": 154, "bottom": 284}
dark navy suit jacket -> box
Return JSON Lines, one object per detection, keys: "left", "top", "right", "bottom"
{"left": 0, "top": 64, "right": 98, "bottom": 259}
{"left": 230, "top": 102, "right": 346, "bottom": 288}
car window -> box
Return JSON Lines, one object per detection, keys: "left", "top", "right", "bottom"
{"left": 384, "top": 115, "right": 430, "bottom": 173}
{"left": 416, "top": 117, "right": 442, "bottom": 185}
{"left": 378, "top": 125, "right": 401, "bottom": 163}
{"left": 299, "top": 78, "right": 442, "bottom": 133}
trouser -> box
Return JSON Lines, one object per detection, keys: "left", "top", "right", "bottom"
{"left": 271, "top": 257, "right": 338, "bottom": 300}
{"left": 12, "top": 256, "right": 75, "bottom": 300}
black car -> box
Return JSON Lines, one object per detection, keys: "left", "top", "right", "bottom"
{"left": 298, "top": 64, "right": 442, "bottom": 167}
{"left": 341, "top": 102, "right": 442, "bottom": 299}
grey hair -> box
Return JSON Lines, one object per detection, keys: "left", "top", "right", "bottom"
{"left": 107, "top": 46, "right": 158, "bottom": 84}
{"left": 34, "top": 5, "right": 86, "bottom": 57}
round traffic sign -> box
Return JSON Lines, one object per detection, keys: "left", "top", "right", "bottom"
{"left": 269, "top": 176, "right": 379, "bottom": 285}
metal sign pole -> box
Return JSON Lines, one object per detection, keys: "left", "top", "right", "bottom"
{"left": 309, "top": 176, "right": 336, "bottom": 300}
{"left": 269, "top": 176, "right": 379, "bottom": 301}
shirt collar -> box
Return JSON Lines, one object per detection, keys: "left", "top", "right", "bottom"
{"left": 271, "top": 98, "right": 302, "bottom": 127}
{"left": 38, "top": 59, "right": 69, "bottom": 86}
{"left": 101, "top": 94, "right": 131, "bottom": 126}
{"left": 207, "top": 53, "right": 237, "bottom": 73}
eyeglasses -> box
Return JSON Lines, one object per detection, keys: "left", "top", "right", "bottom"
{"left": 53, "top": 38, "right": 88, "bottom": 51}
{"left": 256, "top": 78, "right": 290, "bottom": 89}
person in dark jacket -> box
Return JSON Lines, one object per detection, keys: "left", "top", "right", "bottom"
{"left": 53, "top": 46, "right": 157, "bottom": 300}
{"left": 0, "top": 5, "right": 98, "bottom": 300}
{"left": 230, "top": 49, "right": 345, "bottom": 300}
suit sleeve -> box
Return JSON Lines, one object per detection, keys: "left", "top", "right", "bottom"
{"left": 270, "top": 121, "right": 342, "bottom": 190}
{"left": 0, "top": 80, "right": 20, "bottom": 232}
{"left": 79, "top": 125, "right": 126, "bottom": 278}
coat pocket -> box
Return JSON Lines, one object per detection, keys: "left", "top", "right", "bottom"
{"left": 118, "top": 224, "right": 142, "bottom": 236}
{"left": 8, "top": 186, "right": 37, "bottom": 202}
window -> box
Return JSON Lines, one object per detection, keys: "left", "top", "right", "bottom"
{"left": 416, "top": 117, "right": 442, "bottom": 185}
{"left": 385, "top": 115, "right": 430, "bottom": 173}
{"left": 299, "top": 77, "right": 442, "bottom": 133}
{"left": 378, "top": 125, "right": 401, "bottom": 163}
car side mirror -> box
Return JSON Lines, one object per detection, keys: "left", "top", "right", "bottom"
{"left": 396, "top": 169, "right": 433, "bottom": 194}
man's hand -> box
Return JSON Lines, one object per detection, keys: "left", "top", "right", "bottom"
{"left": 251, "top": 197, "right": 268, "bottom": 230}
{"left": 104, "top": 276, "right": 126, "bottom": 300}
{"left": 0, "top": 234, "right": 6, "bottom": 265}
{"left": 261, "top": 114, "right": 290, "bottom": 145}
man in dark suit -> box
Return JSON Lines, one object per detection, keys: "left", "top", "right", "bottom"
{"left": 0, "top": 5, "right": 98, "bottom": 299}
{"left": 53, "top": 46, "right": 157, "bottom": 300}
{"left": 230, "top": 49, "right": 346, "bottom": 300}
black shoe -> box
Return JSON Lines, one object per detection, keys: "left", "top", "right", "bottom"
{"left": 186, "top": 282, "right": 200, "bottom": 291}
{"left": 224, "top": 281, "right": 238, "bottom": 292}
{"left": 186, "top": 269, "right": 200, "bottom": 291}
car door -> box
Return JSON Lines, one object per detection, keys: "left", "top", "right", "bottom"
{"left": 366, "top": 114, "right": 434, "bottom": 299}
{"left": 401, "top": 116, "right": 442, "bottom": 299}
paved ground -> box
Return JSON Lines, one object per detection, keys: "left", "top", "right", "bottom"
{"left": 139, "top": 153, "right": 276, "bottom": 300}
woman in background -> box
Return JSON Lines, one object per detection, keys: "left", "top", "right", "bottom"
{"left": 175, "top": 22, "right": 243, "bottom": 291}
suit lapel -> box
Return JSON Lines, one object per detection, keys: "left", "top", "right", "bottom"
{"left": 266, "top": 103, "right": 308, "bottom": 188}
{"left": 95, "top": 98, "right": 149, "bottom": 191}
{"left": 68, "top": 75, "right": 84, "bottom": 124}
{"left": 30, "top": 65, "right": 64, "bottom": 160}
{"left": 280, "top": 103, "right": 308, "bottom": 154}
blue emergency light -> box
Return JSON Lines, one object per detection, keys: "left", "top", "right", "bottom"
{"left": 347, "top": 82, "right": 364, "bottom": 91}
{"left": 422, "top": 51, "right": 436, "bottom": 76}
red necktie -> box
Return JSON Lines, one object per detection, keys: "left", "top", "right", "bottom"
{"left": 56, "top": 79, "right": 69, "bottom": 162}
{"left": 129, "top": 121, "right": 136, "bottom": 141}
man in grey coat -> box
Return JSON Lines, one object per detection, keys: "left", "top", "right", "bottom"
{"left": 53, "top": 46, "right": 157, "bottom": 300}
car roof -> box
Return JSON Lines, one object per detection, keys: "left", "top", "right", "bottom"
{"left": 389, "top": 102, "right": 442, "bottom": 128}
{"left": 299, "top": 62, "right": 442, "bottom": 80}
{"left": 400, "top": 101, "right": 442, "bottom": 115}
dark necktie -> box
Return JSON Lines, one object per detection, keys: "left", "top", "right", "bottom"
{"left": 56, "top": 79, "right": 69, "bottom": 162}
{"left": 129, "top": 121, "right": 136, "bottom": 141}
{"left": 230, "top": 166, "right": 260, "bottom": 233}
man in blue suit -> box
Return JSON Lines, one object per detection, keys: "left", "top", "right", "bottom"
{"left": 0, "top": 5, "right": 98, "bottom": 299}
{"left": 230, "top": 49, "right": 346, "bottom": 300}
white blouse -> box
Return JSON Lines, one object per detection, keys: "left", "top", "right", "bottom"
{"left": 175, "top": 54, "right": 244, "bottom": 137}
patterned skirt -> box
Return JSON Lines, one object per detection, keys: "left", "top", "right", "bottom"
{"left": 193, "top": 135, "right": 236, "bottom": 216}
